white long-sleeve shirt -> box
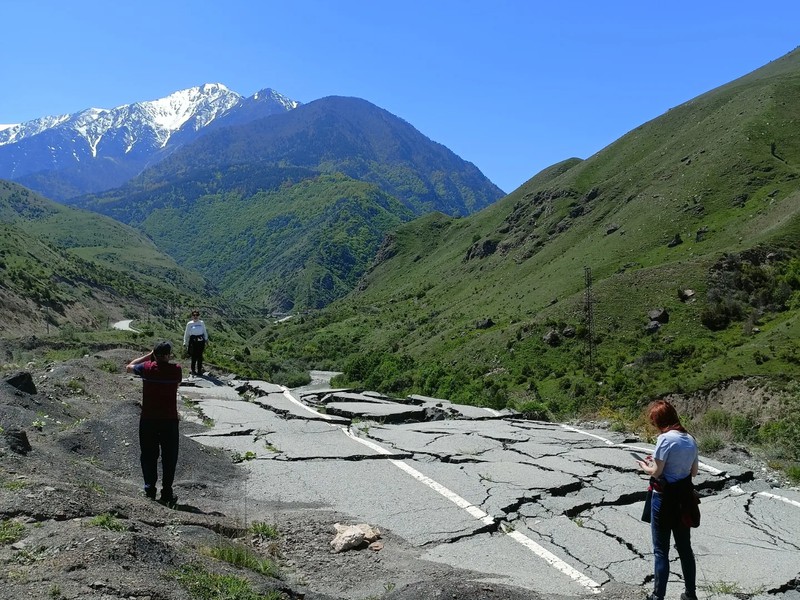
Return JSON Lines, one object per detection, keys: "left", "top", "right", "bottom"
{"left": 183, "top": 320, "right": 209, "bottom": 345}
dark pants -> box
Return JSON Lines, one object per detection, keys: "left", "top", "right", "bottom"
{"left": 650, "top": 490, "right": 696, "bottom": 600}
{"left": 139, "top": 419, "right": 179, "bottom": 492}
{"left": 188, "top": 336, "right": 205, "bottom": 374}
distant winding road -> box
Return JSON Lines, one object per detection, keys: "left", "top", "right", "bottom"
{"left": 112, "top": 319, "right": 139, "bottom": 333}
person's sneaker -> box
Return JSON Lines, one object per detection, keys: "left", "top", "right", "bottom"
{"left": 160, "top": 488, "right": 178, "bottom": 505}
{"left": 144, "top": 486, "right": 157, "bottom": 500}
{"left": 681, "top": 594, "right": 698, "bottom": 600}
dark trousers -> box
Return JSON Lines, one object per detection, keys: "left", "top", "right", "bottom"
{"left": 139, "top": 419, "right": 179, "bottom": 492}
{"left": 188, "top": 336, "right": 205, "bottom": 374}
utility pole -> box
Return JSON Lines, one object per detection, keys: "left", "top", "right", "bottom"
{"left": 584, "top": 266, "right": 595, "bottom": 371}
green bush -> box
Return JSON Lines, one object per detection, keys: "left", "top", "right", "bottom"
{"left": 698, "top": 434, "right": 725, "bottom": 453}
{"left": 0, "top": 519, "right": 25, "bottom": 544}
{"left": 513, "top": 401, "right": 550, "bottom": 421}
{"left": 88, "top": 513, "right": 126, "bottom": 532}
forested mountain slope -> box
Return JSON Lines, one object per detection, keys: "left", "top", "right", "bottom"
{"left": 70, "top": 96, "right": 504, "bottom": 310}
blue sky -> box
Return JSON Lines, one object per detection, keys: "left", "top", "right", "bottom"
{"left": 2, "top": 1, "right": 799, "bottom": 193}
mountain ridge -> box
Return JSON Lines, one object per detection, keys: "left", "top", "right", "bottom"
{"left": 0, "top": 84, "right": 299, "bottom": 200}
{"left": 113, "top": 95, "right": 505, "bottom": 216}
{"left": 63, "top": 95, "right": 505, "bottom": 311}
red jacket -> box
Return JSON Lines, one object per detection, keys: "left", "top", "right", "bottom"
{"left": 133, "top": 360, "right": 182, "bottom": 419}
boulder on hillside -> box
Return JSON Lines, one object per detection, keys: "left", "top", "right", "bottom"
{"left": 543, "top": 330, "right": 561, "bottom": 346}
{"left": 5, "top": 372, "right": 36, "bottom": 395}
{"left": 475, "top": 318, "right": 495, "bottom": 330}
{"left": 3, "top": 428, "right": 32, "bottom": 455}
{"left": 647, "top": 308, "right": 670, "bottom": 323}
{"left": 464, "top": 239, "right": 498, "bottom": 261}
{"left": 667, "top": 234, "right": 683, "bottom": 248}
{"left": 645, "top": 321, "right": 662, "bottom": 334}
{"left": 696, "top": 226, "right": 709, "bottom": 242}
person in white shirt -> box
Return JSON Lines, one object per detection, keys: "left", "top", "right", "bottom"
{"left": 183, "top": 310, "right": 209, "bottom": 376}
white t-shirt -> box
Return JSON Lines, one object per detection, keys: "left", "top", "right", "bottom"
{"left": 183, "top": 320, "right": 208, "bottom": 344}
{"left": 653, "top": 429, "right": 698, "bottom": 483}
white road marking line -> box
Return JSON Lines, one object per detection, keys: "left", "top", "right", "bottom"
{"left": 758, "top": 491, "right": 800, "bottom": 508}
{"left": 730, "top": 486, "right": 800, "bottom": 508}
{"left": 561, "top": 424, "right": 616, "bottom": 445}
{"left": 282, "top": 387, "right": 337, "bottom": 420}
{"left": 561, "top": 424, "right": 723, "bottom": 475}
{"left": 342, "top": 427, "right": 601, "bottom": 593}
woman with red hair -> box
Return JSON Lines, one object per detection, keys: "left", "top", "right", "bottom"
{"left": 638, "top": 399, "right": 699, "bottom": 600}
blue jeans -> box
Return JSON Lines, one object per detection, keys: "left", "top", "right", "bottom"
{"left": 651, "top": 490, "right": 696, "bottom": 600}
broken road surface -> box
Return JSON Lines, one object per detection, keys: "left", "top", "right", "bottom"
{"left": 180, "top": 375, "right": 800, "bottom": 600}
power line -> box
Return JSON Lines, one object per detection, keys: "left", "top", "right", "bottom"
{"left": 584, "top": 266, "right": 594, "bottom": 371}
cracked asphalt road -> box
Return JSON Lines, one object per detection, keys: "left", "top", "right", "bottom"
{"left": 181, "top": 373, "right": 800, "bottom": 600}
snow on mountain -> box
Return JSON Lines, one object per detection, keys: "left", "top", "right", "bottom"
{"left": 0, "top": 83, "right": 246, "bottom": 155}
{"left": 253, "top": 88, "right": 299, "bottom": 111}
{"left": 0, "top": 114, "right": 72, "bottom": 145}
{"left": 0, "top": 83, "right": 300, "bottom": 154}
{"left": 0, "top": 84, "right": 299, "bottom": 199}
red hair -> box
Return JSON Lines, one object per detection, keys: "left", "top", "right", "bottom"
{"left": 647, "top": 400, "right": 687, "bottom": 433}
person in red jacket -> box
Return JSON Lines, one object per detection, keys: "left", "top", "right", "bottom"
{"left": 126, "top": 341, "right": 183, "bottom": 504}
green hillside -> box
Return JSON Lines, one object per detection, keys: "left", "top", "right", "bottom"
{"left": 261, "top": 49, "right": 800, "bottom": 423}
{"left": 80, "top": 170, "right": 413, "bottom": 311}
{"left": 133, "top": 96, "right": 505, "bottom": 216}
{"left": 142, "top": 173, "right": 413, "bottom": 310}
{"left": 0, "top": 181, "right": 212, "bottom": 336}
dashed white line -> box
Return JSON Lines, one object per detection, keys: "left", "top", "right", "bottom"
{"left": 757, "top": 491, "right": 800, "bottom": 508}
{"left": 731, "top": 485, "right": 800, "bottom": 508}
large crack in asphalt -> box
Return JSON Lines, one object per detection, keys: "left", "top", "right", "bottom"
{"left": 186, "top": 384, "right": 800, "bottom": 599}
{"left": 741, "top": 493, "right": 800, "bottom": 552}
{"left": 208, "top": 389, "right": 760, "bottom": 527}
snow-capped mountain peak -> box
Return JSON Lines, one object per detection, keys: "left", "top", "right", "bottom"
{"left": 0, "top": 84, "right": 299, "bottom": 196}
{"left": 145, "top": 83, "right": 242, "bottom": 135}
{"left": 0, "top": 83, "right": 294, "bottom": 150}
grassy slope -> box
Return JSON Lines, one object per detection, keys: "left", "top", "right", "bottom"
{"left": 0, "top": 181, "right": 213, "bottom": 335}
{"left": 135, "top": 173, "right": 414, "bottom": 311}
{"left": 264, "top": 49, "right": 800, "bottom": 414}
